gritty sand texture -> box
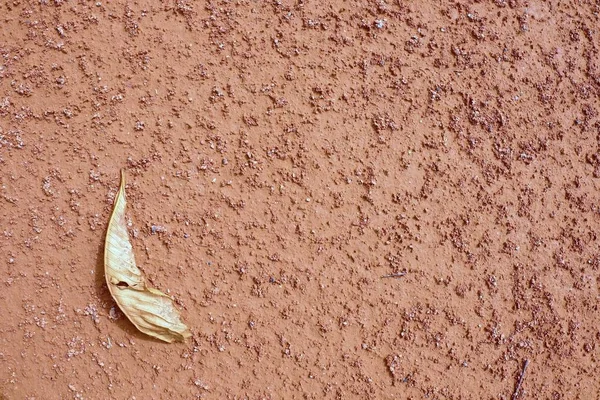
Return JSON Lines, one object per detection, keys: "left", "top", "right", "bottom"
{"left": 1, "top": 1, "right": 600, "bottom": 399}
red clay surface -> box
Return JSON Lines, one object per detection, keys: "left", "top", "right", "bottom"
{"left": 1, "top": 1, "right": 600, "bottom": 399}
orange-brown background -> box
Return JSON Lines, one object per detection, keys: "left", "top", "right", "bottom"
{"left": 1, "top": 1, "right": 599, "bottom": 398}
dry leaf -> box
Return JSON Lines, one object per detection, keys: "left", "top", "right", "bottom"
{"left": 104, "top": 170, "right": 191, "bottom": 343}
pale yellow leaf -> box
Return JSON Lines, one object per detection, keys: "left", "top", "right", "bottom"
{"left": 104, "top": 170, "right": 191, "bottom": 343}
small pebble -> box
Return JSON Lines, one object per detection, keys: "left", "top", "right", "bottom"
{"left": 151, "top": 225, "right": 166, "bottom": 234}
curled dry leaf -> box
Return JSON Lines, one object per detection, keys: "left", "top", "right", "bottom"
{"left": 104, "top": 170, "right": 191, "bottom": 343}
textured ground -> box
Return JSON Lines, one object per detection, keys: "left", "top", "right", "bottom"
{"left": 1, "top": 1, "right": 600, "bottom": 399}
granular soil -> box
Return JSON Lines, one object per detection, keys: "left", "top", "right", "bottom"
{"left": 1, "top": 1, "right": 600, "bottom": 399}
